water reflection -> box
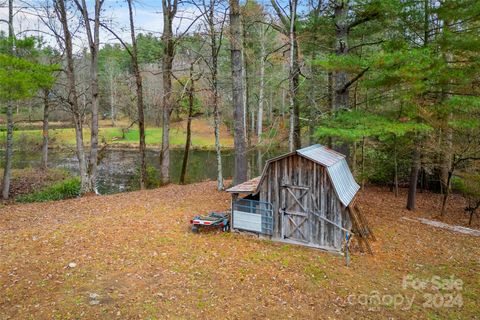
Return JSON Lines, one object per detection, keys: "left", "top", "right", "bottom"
{"left": 2, "top": 147, "right": 285, "bottom": 194}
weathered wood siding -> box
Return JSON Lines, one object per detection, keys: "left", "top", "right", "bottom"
{"left": 259, "top": 154, "right": 351, "bottom": 250}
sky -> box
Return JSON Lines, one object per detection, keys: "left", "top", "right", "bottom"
{"left": 0, "top": 0, "right": 205, "bottom": 49}
{"left": 0, "top": 0, "right": 289, "bottom": 50}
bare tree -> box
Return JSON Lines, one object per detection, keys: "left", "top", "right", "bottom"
{"left": 104, "top": 60, "right": 118, "bottom": 127}
{"left": 41, "top": 88, "right": 51, "bottom": 170}
{"left": 440, "top": 134, "right": 480, "bottom": 215}
{"left": 160, "top": 0, "right": 178, "bottom": 184}
{"left": 270, "top": 0, "right": 301, "bottom": 151}
{"left": 126, "top": 0, "right": 148, "bottom": 189}
{"left": 1, "top": 0, "right": 14, "bottom": 200}
{"left": 54, "top": 0, "right": 90, "bottom": 193}
{"left": 209, "top": 0, "right": 226, "bottom": 190}
{"left": 98, "top": 0, "right": 148, "bottom": 189}
{"left": 257, "top": 23, "right": 267, "bottom": 141}
{"left": 229, "top": 0, "right": 247, "bottom": 184}
{"left": 193, "top": 0, "right": 227, "bottom": 190}
{"left": 36, "top": 47, "right": 61, "bottom": 171}
{"left": 73, "top": 0, "right": 104, "bottom": 193}
{"left": 179, "top": 62, "right": 201, "bottom": 184}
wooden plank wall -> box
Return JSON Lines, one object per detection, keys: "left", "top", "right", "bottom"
{"left": 259, "top": 154, "right": 352, "bottom": 250}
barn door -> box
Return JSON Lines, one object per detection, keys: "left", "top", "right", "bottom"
{"left": 280, "top": 185, "right": 310, "bottom": 243}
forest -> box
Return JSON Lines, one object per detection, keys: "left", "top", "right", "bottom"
{"left": 1, "top": 0, "right": 480, "bottom": 318}
{"left": 1, "top": 0, "right": 479, "bottom": 218}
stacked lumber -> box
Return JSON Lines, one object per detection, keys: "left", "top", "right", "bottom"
{"left": 348, "top": 197, "right": 375, "bottom": 254}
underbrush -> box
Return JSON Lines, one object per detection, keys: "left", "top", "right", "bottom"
{"left": 131, "top": 165, "right": 160, "bottom": 189}
{"left": 16, "top": 177, "right": 81, "bottom": 203}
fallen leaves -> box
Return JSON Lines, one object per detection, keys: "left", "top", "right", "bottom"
{"left": 0, "top": 182, "right": 478, "bottom": 319}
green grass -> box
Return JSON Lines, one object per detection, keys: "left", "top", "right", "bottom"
{"left": 3, "top": 123, "right": 231, "bottom": 149}
{"left": 16, "top": 177, "right": 81, "bottom": 203}
{"left": 304, "top": 263, "right": 328, "bottom": 285}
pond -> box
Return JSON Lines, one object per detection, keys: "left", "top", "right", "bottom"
{"left": 4, "top": 147, "right": 286, "bottom": 194}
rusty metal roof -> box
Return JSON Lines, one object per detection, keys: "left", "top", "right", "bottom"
{"left": 225, "top": 176, "right": 261, "bottom": 193}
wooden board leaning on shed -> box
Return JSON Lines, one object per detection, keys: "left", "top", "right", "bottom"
{"left": 348, "top": 197, "right": 375, "bottom": 254}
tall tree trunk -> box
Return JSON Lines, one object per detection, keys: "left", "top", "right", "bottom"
{"left": 230, "top": 0, "right": 247, "bottom": 184}
{"left": 74, "top": 0, "right": 99, "bottom": 193}
{"left": 407, "top": 139, "right": 421, "bottom": 210}
{"left": 351, "top": 82, "right": 359, "bottom": 175}
{"left": 257, "top": 24, "right": 266, "bottom": 141}
{"left": 256, "top": 148, "right": 263, "bottom": 176}
{"left": 208, "top": 3, "right": 224, "bottom": 190}
{"left": 440, "top": 118, "right": 453, "bottom": 193}
{"left": 74, "top": 0, "right": 102, "bottom": 193}
{"left": 250, "top": 110, "right": 255, "bottom": 136}
{"left": 55, "top": 0, "right": 91, "bottom": 193}
{"left": 288, "top": 0, "right": 300, "bottom": 151}
{"left": 268, "top": 91, "right": 273, "bottom": 123}
{"left": 160, "top": 0, "right": 178, "bottom": 185}
{"left": 361, "top": 135, "right": 366, "bottom": 189}
{"left": 393, "top": 138, "right": 399, "bottom": 197}
{"left": 326, "top": 71, "right": 334, "bottom": 148}
{"left": 271, "top": 0, "right": 300, "bottom": 151}
{"left": 440, "top": 165, "right": 453, "bottom": 215}
{"left": 332, "top": 0, "right": 351, "bottom": 158}
{"left": 73, "top": 114, "right": 89, "bottom": 191}
{"left": 109, "top": 72, "right": 116, "bottom": 127}
{"left": 212, "top": 62, "right": 223, "bottom": 191}
{"left": 333, "top": 0, "right": 349, "bottom": 110}
{"left": 88, "top": 23, "right": 99, "bottom": 191}
{"left": 2, "top": 102, "right": 13, "bottom": 200}
{"left": 407, "top": 0, "right": 429, "bottom": 210}
{"left": 1, "top": 0, "right": 14, "bottom": 200}
{"left": 440, "top": 17, "right": 453, "bottom": 198}
{"left": 241, "top": 22, "right": 248, "bottom": 144}
{"left": 180, "top": 65, "right": 195, "bottom": 185}
{"left": 327, "top": 71, "right": 334, "bottom": 110}
{"left": 242, "top": 40, "right": 249, "bottom": 147}
{"left": 127, "top": 0, "right": 147, "bottom": 189}
{"left": 88, "top": 0, "right": 100, "bottom": 193}
{"left": 213, "top": 96, "right": 224, "bottom": 190}
{"left": 41, "top": 89, "right": 50, "bottom": 170}
{"left": 308, "top": 50, "right": 320, "bottom": 145}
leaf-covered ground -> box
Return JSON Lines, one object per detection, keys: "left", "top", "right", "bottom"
{"left": 0, "top": 182, "right": 479, "bottom": 319}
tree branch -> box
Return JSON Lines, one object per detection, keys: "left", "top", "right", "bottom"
{"left": 348, "top": 12, "right": 380, "bottom": 31}
{"left": 337, "top": 67, "right": 370, "bottom": 94}
{"left": 349, "top": 39, "right": 384, "bottom": 51}
{"left": 98, "top": 21, "right": 133, "bottom": 58}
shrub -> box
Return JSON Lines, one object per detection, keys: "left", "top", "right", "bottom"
{"left": 16, "top": 177, "right": 81, "bottom": 203}
{"left": 452, "top": 174, "right": 480, "bottom": 225}
{"left": 131, "top": 164, "right": 160, "bottom": 189}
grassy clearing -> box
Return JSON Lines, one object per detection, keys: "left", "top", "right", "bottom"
{"left": 0, "top": 183, "right": 478, "bottom": 319}
{"left": 3, "top": 119, "right": 234, "bottom": 150}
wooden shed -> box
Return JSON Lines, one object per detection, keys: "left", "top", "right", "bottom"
{"left": 226, "top": 144, "right": 372, "bottom": 253}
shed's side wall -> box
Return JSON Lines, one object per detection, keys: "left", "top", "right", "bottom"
{"left": 259, "top": 154, "right": 351, "bottom": 250}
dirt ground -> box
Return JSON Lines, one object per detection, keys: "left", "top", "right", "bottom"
{"left": 0, "top": 182, "right": 479, "bottom": 319}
